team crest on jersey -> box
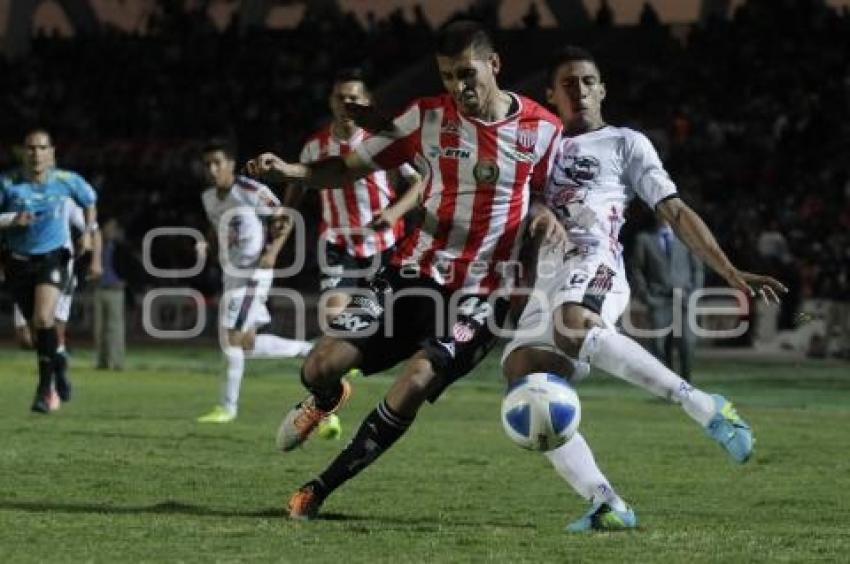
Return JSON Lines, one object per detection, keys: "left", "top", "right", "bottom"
{"left": 473, "top": 159, "right": 500, "bottom": 184}
{"left": 516, "top": 126, "right": 537, "bottom": 153}
{"left": 555, "top": 152, "right": 601, "bottom": 186}
{"left": 441, "top": 119, "right": 461, "bottom": 135}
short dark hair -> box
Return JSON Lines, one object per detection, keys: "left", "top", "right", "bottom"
{"left": 436, "top": 19, "right": 494, "bottom": 57}
{"left": 546, "top": 46, "right": 599, "bottom": 85}
{"left": 24, "top": 127, "right": 53, "bottom": 145}
{"left": 202, "top": 138, "right": 237, "bottom": 161}
{"left": 333, "top": 67, "right": 368, "bottom": 87}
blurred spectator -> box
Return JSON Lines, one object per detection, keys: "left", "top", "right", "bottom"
{"left": 631, "top": 220, "right": 704, "bottom": 380}
{"left": 94, "top": 218, "right": 130, "bottom": 370}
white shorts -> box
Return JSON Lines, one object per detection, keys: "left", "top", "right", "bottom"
{"left": 502, "top": 243, "right": 630, "bottom": 364}
{"left": 220, "top": 269, "right": 273, "bottom": 331}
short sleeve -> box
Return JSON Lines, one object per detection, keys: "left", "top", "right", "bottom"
{"left": 67, "top": 172, "right": 97, "bottom": 208}
{"left": 398, "top": 162, "right": 420, "bottom": 181}
{"left": 299, "top": 138, "right": 318, "bottom": 165}
{"left": 623, "top": 131, "right": 677, "bottom": 208}
{"left": 530, "top": 122, "right": 561, "bottom": 196}
{"left": 355, "top": 101, "right": 421, "bottom": 172}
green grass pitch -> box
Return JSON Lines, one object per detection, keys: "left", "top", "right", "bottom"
{"left": 1, "top": 346, "right": 849, "bottom": 562}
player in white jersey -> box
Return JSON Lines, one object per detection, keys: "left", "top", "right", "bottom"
{"left": 196, "top": 139, "right": 313, "bottom": 423}
{"left": 502, "top": 46, "right": 788, "bottom": 531}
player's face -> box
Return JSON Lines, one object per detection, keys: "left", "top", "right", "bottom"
{"left": 436, "top": 46, "right": 501, "bottom": 117}
{"left": 203, "top": 150, "right": 236, "bottom": 189}
{"left": 23, "top": 132, "right": 55, "bottom": 175}
{"left": 547, "top": 61, "right": 606, "bottom": 133}
{"left": 329, "top": 81, "right": 370, "bottom": 127}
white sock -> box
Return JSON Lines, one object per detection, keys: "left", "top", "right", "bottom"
{"left": 569, "top": 360, "right": 592, "bottom": 383}
{"left": 544, "top": 432, "right": 628, "bottom": 511}
{"left": 249, "top": 334, "right": 313, "bottom": 359}
{"left": 221, "top": 347, "right": 244, "bottom": 414}
{"left": 579, "top": 326, "right": 716, "bottom": 426}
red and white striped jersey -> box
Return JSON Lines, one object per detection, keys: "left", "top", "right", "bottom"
{"left": 355, "top": 93, "right": 561, "bottom": 293}
{"left": 300, "top": 126, "right": 417, "bottom": 258}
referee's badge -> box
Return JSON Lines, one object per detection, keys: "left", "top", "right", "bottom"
{"left": 473, "top": 159, "right": 500, "bottom": 185}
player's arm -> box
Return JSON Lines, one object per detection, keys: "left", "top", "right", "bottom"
{"left": 656, "top": 197, "right": 786, "bottom": 302}
{"left": 246, "top": 151, "right": 373, "bottom": 189}
{"left": 0, "top": 211, "right": 34, "bottom": 228}
{"left": 368, "top": 165, "right": 424, "bottom": 230}
{"left": 79, "top": 205, "right": 98, "bottom": 255}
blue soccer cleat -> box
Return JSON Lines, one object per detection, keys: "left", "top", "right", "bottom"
{"left": 566, "top": 502, "right": 637, "bottom": 532}
{"left": 705, "top": 394, "right": 753, "bottom": 464}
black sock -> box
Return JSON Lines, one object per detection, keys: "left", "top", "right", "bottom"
{"left": 35, "top": 328, "right": 58, "bottom": 394}
{"left": 310, "top": 399, "right": 413, "bottom": 498}
{"left": 301, "top": 367, "right": 345, "bottom": 411}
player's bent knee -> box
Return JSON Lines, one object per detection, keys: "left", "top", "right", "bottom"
{"left": 553, "top": 305, "right": 601, "bottom": 358}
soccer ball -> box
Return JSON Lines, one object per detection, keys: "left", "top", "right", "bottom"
{"left": 501, "top": 373, "right": 581, "bottom": 451}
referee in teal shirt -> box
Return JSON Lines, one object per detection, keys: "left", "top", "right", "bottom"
{"left": 0, "top": 129, "right": 99, "bottom": 413}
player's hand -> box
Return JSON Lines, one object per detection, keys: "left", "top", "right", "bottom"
{"left": 724, "top": 268, "right": 788, "bottom": 304}
{"left": 245, "top": 152, "right": 291, "bottom": 179}
{"left": 344, "top": 102, "right": 395, "bottom": 133}
{"left": 368, "top": 208, "right": 399, "bottom": 231}
{"left": 258, "top": 253, "right": 276, "bottom": 269}
{"left": 87, "top": 261, "right": 103, "bottom": 281}
{"left": 529, "top": 206, "right": 567, "bottom": 249}
{"left": 79, "top": 231, "right": 93, "bottom": 254}
{"left": 13, "top": 211, "right": 34, "bottom": 226}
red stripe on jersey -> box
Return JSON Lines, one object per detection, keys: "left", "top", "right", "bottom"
{"left": 417, "top": 104, "right": 461, "bottom": 279}
{"left": 452, "top": 122, "right": 498, "bottom": 288}
{"left": 319, "top": 133, "right": 345, "bottom": 248}
{"left": 339, "top": 142, "right": 365, "bottom": 256}
{"left": 480, "top": 138, "right": 534, "bottom": 291}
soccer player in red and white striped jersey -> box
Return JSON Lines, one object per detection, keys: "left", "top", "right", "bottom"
{"left": 247, "top": 20, "right": 565, "bottom": 520}
{"left": 295, "top": 69, "right": 421, "bottom": 321}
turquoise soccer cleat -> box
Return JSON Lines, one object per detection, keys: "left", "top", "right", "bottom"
{"left": 705, "top": 394, "right": 753, "bottom": 463}
{"left": 566, "top": 502, "right": 637, "bottom": 532}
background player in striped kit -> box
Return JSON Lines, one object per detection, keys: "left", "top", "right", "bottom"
{"left": 195, "top": 139, "right": 313, "bottom": 424}
{"left": 501, "top": 46, "right": 787, "bottom": 531}
{"left": 248, "top": 19, "right": 566, "bottom": 519}
{"left": 0, "top": 129, "right": 99, "bottom": 413}
{"left": 292, "top": 68, "right": 422, "bottom": 324}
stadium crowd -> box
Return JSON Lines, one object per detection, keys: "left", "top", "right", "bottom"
{"left": 0, "top": 0, "right": 846, "bottom": 348}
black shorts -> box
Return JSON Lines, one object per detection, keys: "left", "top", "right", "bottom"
{"left": 320, "top": 243, "right": 393, "bottom": 291}
{"left": 5, "top": 248, "right": 72, "bottom": 321}
{"left": 328, "top": 266, "right": 509, "bottom": 402}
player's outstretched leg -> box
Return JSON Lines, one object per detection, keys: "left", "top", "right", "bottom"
{"left": 277, "top": 338, "right": 359, "bottom": 451}
{"left": 576, "top": 326, "right": 754, "bottom": 463}
{"left": 248, "top": 334, "right": 313, "bottom": 358}
{"left": 545, "top": 433, "right": 637, "bottom": 532}
{"left": 287, "top": 396, "right": 412, "bottom": 519}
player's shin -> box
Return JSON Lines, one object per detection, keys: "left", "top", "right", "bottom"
{"left": 309, "top": 399, "right": 412, "bottom": 499}
{"left": 221, "top": 347, "right": 244, "bottom": 415}
{"left": 35, "top": 327, "right": 59, "bottom": 394}
{"left": 578, "top": 326, "right": 715, "bottom": 425}
{"left": 544, "top": 432, "right": 628, "bottom": 512}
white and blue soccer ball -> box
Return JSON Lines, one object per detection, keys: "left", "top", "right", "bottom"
{"left": 501, "top": 373, "right": 581, "bottom": 451}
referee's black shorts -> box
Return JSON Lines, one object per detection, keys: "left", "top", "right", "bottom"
{"left": 5, "top": 247, "right": 72, "bottom": 321}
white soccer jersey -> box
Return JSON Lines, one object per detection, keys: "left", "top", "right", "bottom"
{"left": 545, "top": 126, "right": 677, "bottom": 261}
{"left": 201, "top": 176, "right": 280, "bottom": 269}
